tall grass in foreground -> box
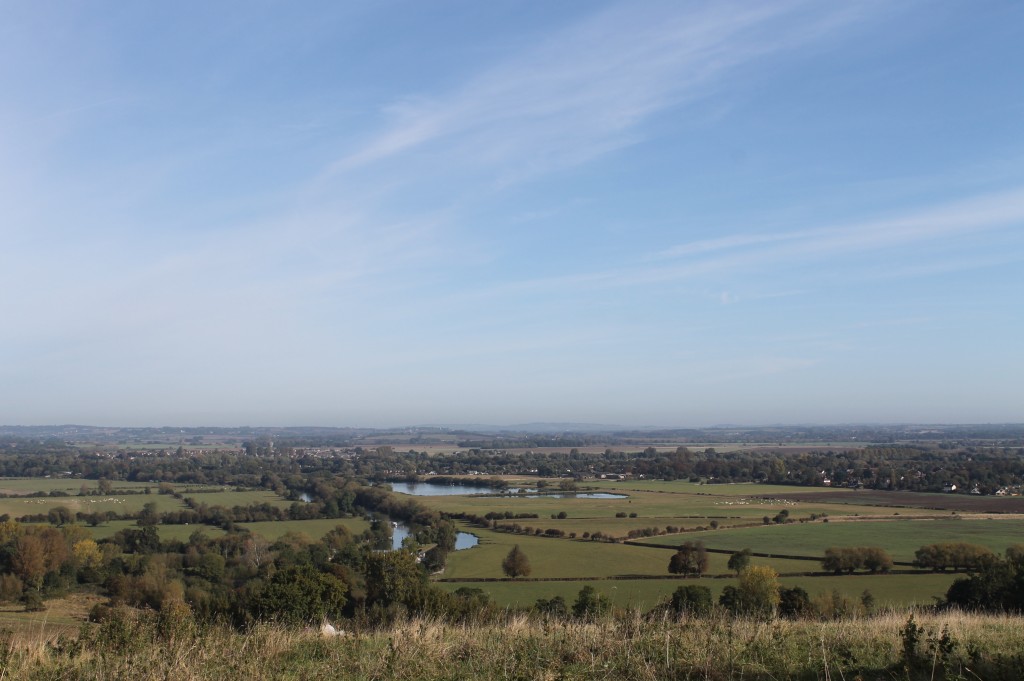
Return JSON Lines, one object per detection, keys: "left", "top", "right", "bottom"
{"left": 3, "top": 608, "right": 1023, "bottom": 680}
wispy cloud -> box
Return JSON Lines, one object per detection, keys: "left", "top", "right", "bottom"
{"left": 327, "top": 1, "right": 875, "bottom": 182}
{"left": 441, "top": 184, "right": 1024, "bottom": 303}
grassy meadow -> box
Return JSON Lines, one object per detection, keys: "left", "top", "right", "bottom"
{"left": 4, "top": 609, "right": 1023, "bottom": 680}
{"left": 438, "top": 572, "right": 959, "bottom": 609}
{"left": 85, "top": 520, "right": 227, "bottom": 542}
{"left": 239, "top": 517, "right": 371, "bottom": 541}
{"left": 0, "top": 478, "right": 155, "bottom": 495}
{"left": 0, "top": 492, "right": 188, "bottom": 518}
{"left": 638, "top": 517, "right": 1024, "bottom": 561}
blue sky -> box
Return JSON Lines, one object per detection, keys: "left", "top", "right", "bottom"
{"left": 2, "top": 1, "right": 1022, "bottom": 427}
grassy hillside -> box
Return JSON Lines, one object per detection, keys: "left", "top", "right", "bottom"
{"left": 3, "top": 610, "right": 1023, "bottom": 680}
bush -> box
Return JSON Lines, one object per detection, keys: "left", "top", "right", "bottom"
{"left": 249, "top": 564, "right": 347, "bottom": 625}
{"left": 778, "top": 586, "right": 812, "bottom": 618}
{"left": 669, "top": 585, "right": 712, "bottom": 615}
{"left": 572, "top": 586, "right": 610, "bottom": 618}
{"left": 22, "top": 590, "right": 45, "bottom": 612}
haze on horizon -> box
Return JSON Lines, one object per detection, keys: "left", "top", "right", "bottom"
{"left": 2, "top": 2, "right": 1022, "bottom": 428}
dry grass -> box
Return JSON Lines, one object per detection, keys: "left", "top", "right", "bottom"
{"left": 2, "top": 608, "right": 1023, "bottom": 680}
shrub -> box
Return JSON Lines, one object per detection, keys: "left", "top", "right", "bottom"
{"left": 669, "top": 585, "right": 712, "bottom": 615}
{"left": 778, "top": 586, "right": 812, "bottom": 618}
{"left": 249, "top": 564, "right": 348, "bottom": 625}
{"left": 572, "top": 586, "right": 610, "bottom": 618}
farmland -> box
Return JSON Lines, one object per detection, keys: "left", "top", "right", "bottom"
{"left": 86, "top": 520, "right": 227, "bottom": 542}
{"left": 0, "top": 491, "right": 187, "bottom": 518}
{"left": 382, "top": 475, "right": 1024, "bottom": 609}
{"left": 238, "top": 517, "right": 371, "bottom": 541}
{"left": 638, "top": 517, "right": 1024, "bottom": 562}
{"left": 438, "top": 572, "right": 960, "bottom": 609}
{"left": 4, "top": 438, "right": 1024, "bottom": 645}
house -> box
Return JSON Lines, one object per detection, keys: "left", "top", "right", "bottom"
{"left": 942, "top": 483, "right": 957, "bottom": 493}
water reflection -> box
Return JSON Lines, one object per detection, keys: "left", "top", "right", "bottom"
{"left": 391, "top": 523, "right": 478, "bottom": 551}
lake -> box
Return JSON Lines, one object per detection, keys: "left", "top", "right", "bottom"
{"left": 392, "top": 523, "right": 479, "bottom": 551}
{"left": 387, "top": 482, "right": 625, "bottom": 499}
{"left": 522, "top": 493, "right": 627, "bottom": 499}
{"left": 389, "top": 481, "right": 500, "bottom": 496}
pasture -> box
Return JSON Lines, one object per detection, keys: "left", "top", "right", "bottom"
{"left": 180, "top": 489, "right": 293, "bottom": 509}
{"left": 437, "top": 572, "right": 958, "bottom": 609}
{"left": 440, "top": 525, "right": 814, "bottom": 580}
{"left": 0, "top": 492, "right": 187, "bottom": 519}
{"left": 0, "top": 478, "right": 154, "bottom": 495}
{"left": 636, "top": 517, "right": 1024, "bottom": 562}
{"left": 239, "top": 517, "right": 371, "bottom": 541}
{"left": 86, "top": 520, "right": 226, "bottom": 542}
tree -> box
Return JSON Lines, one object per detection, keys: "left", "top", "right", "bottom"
{"left": 363, "top": 550, "right": 426, "bottom": 608}
{"left": 72, "top": 539, "right": 103, "bottom": 570}
{"left": 727, "top": 549, "right": 752, "bottom": 575}
{"left": 250, "top": 565, "right": 347, "bottom": 625}
{"left": 502, "top": 545, "right": 531, "bottom": 578}
{"left": 47, "top": 506, "right": 73, "bottom": 526}
{"left": 13, "top": 535, "right": 47, "bottom": 589}
{"left": 138, "top": 501, "right": 160, "bottom": 527}
{"left": 669, "top": 585, "right": 712, "bottom": 615}
{"left": 861, "top": 547, "right": 893, "bottom": 574}
{"left": 668, "top": 541, "right": 708, "bottom": 576}
{"left": 422, "top": 545, "right": 448, "bottom": 573}
{"left": 721, "top": 565, "right": 780, "bottom": 617}
{"left": 572, "top": 585, "right": 610, "bottom": 618}
{"left": 535, "top": 595, "right": 568, "bottom": 617}
{"left": 915, "top": 543, "right": 997, "bottom": 571}
{"left": 778, "top": 586, "right": 811, "bottom": 618}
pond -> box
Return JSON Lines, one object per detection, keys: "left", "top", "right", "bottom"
{"left": 391, "top": 523, "right": 478, "bottom": 551}
{"left": 521, "top": 493, "right": 627, "bottom": 499}
{"left": 388, "top": 481, "right": 502, "bottom": 496}
{"left": 386, "top": 483, "right": 624, "bottom": 499}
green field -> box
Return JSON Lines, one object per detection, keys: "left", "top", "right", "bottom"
{"left": 239, "top": 517, "right": 371, "bottom": 541}
{"left": 438, "top": 572, "right": 958, "bottom": 609}
{"left": 0, "top": 492, "right": 187, "bottom": 518}
{"left": 440, "top": 525, "right": 814, "bottom": 580}
{"left": 181, "top": 490, "right": 293, "bottom": 509}
{"left": 85, "top": 520, "right": 227, "bottom": 542}
{"left": 583, "top": 480, "right": 856, "bottom": 497}
{"left": 0, "top": 478, "right": 155, "bottom": 495}
{"left": 637, "top": 518, "right": 1024, "bottom": 561}
{"left": 418, "top": 488, "right": 895, "bottom": 520}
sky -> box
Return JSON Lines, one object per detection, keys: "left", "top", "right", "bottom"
{"left": 1, "top": 1, "right": 1023, "bottom": 428}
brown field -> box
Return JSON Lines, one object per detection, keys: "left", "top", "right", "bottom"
{"left": 0, "top": 592, "right": 101, "bottom": 639}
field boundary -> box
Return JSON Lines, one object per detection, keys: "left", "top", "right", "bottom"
{"left": 624, "top": 540, "right": 918, "bottom": 566}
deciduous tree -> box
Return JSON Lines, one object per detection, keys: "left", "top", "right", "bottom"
{"left": 502, "top": 545, "right": 531, "bottom": 578}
